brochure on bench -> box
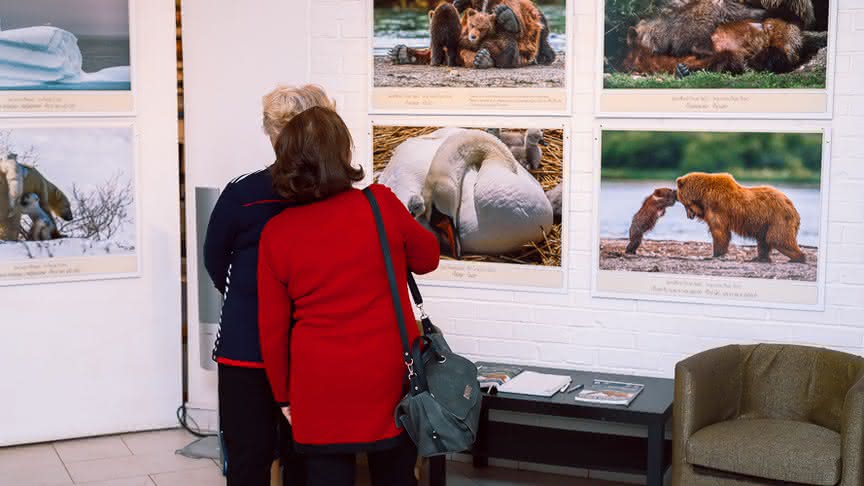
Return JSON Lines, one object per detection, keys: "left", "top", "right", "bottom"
{"left": 573, "top": 379, "right": 644, "bottom": 406}
{"left": 497, "top": 371, "right": 572, "bottom": 397}
{"left": 477, "top": 364, "right": 524, "bottom": 390}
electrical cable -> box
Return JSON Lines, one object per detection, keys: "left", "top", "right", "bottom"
{"left": 176, "top": 403, "right": 217, "bottom": 437}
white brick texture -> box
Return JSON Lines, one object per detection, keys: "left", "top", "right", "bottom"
{"left": 304, "top": 0, "right": 864, "bottom": 377}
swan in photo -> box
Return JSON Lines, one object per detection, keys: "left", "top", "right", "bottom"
{"left": 379, "top": 128, "right": 553, "bottom": 258}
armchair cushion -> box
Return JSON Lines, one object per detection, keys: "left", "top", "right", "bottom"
{"left": 686, "top": 418, "right": 841, "bottom": 486}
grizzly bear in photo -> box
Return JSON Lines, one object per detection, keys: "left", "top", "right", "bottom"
{"left": 708, "top": 18, "right": 803, "bottom": 74}
{"left": 455, "top": 0, "right": 555, "bottom": 64}
{"left": 675, "top": 172, "right": 806, "bottom": 263}
{"left": 626, "top": 188, "right": 677, "bottom": 254}
{"left": 622, "top": 17, "right": 804, "bottom": 75}
{"left": 389, "top": 0, "right": 553, "bottom": 68}
{"left": 429, "top": 2, "right": 462, "bottom": 67}
{"left": 459, "top": 2, "right": 543, "bottom": 69}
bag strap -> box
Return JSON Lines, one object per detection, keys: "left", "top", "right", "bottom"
{"left": 363, "top": 188, "right": 419, "bottom": 383}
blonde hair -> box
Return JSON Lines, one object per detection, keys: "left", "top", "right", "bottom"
{"left": 262, "top": 84, "right": 336, "bottom": 143}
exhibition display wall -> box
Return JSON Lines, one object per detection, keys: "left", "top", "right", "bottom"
{"left": 181, "top": 0, "right": 311, "bottom": 415}
{"left": 181, "top": 0, "right": 864, "bottom": 425}
{"left": 0, "top": 0, "right": 182, "bottom": 446}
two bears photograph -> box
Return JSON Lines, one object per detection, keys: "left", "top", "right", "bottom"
{"left": 0, "top": 127, "right": 137, "bottom": 283}
{"left": 598, "top": 130, "right": 823, "bottom": 283}
{"left": 373, "top": 0, "right": 567, "bottom": 88}
{"left": 373, "top": 125, "right": 564, "bottom": 267}
{"left": 603, "top": 0, "right": 830, "bottom": 89}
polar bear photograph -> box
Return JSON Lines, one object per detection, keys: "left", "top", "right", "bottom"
{"left": 0, "top": 126, "right": 136, "bottom": 284}
{"left": 373, "top": 124, "right": 564, "bottom": 267}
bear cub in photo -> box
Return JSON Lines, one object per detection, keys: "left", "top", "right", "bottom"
{"left": 429, "top": 2, "right": 462, "bottom": 66}
{"left": 626, "top": 188, "right": 677, "bottom": 255}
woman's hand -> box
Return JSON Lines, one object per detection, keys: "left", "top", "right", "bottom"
{"left": 282, "top": 406, "right": 292, "bottom": 425}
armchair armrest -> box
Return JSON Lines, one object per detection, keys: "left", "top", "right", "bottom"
{"left": 673, "top": 345, "right": 744, "bottom": 468}
{"left": 841, "top": 373, "right": 864, "bottom": 486}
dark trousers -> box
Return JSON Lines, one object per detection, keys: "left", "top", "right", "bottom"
{"left": 218, "top": 364, "right": 306, "bottom": 486}
{"left": 304, "top": 434, "right": 418, "bottom": 486}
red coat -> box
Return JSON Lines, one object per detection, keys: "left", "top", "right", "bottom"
{"left": 258, "top": 184, "right": 440, "bottom": 452}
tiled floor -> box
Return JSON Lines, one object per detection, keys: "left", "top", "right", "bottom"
{"left": 0, "top": 428, "right": 632, "bottom": 486}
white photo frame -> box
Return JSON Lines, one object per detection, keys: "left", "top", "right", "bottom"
{"left": 593, "top": 0, "right": 838, "bottom": 119}
{"left": 0, "top": 119, "right": 141, "bottom": 286}
{"left": 368, "top": 0, "right": 573, "bottom": 115}
{"left": 0, "top": 0, "right": 136, "bottom": 117}
{"left": 591, "top": 121, "right": 831, "bottom": 310}
{"left": 370, "top": 115, "right": 571, "bottom": 292}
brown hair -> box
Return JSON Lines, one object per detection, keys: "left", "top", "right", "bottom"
{"left": 271, "top": 107, "right": 364, "bottom": 204}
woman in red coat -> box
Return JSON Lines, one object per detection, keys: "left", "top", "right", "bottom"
{"left": 257, "top": 106, "right": 440, "bottom": 486}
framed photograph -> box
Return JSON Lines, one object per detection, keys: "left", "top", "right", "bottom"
{"left": 0, "top": 122, "right": 139, "bottom": 285}
{"left": 0, "top": 0, "right": 134, "bottom": 115}
{"left": 371, "top": 117, "right": 569, "bottom": 290}
{"left": 370, "top": 0, "right": 570, "bottom": 114}
{"left": 592, "top": 125, "right": 829, "bottom": 309}
{"left": 596, "top": 0, "right": 835, "bottom": 118}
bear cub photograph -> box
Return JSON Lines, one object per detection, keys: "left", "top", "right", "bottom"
{"left": 373, "top": 0, "right": 567, "bottom": 89}
{"left": 598, "top": 130, "right": 824, "bottom": 283}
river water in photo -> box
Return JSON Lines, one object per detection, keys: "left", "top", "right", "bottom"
{"left": 599, "top": 180, "right": 822, "bottom": 247}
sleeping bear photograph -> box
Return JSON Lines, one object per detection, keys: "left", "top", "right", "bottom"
{"left": 0, "top": 126, "right": 137, "bottom": 285}
{"left": 373, "top": 0, "right": 566, "bottom": 88}
{"left": 603, "top": 0, "right": 830, "bottom": 89}
{"left": 373, "top": 124, "right": 564, "bottom": 267}
{"left": 597, "top": 129, "right": 824, "bottom": 282}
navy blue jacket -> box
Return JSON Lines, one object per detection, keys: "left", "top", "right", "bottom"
{"left": 203, "top": 168, "right": 295, "bottom": 365}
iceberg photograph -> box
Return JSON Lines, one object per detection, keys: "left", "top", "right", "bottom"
{"left": 0, "top": 0, "right": 131, "bottom": 91}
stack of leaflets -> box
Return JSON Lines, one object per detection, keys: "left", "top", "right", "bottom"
{"left": 573, "top": 379, "right": 644, "bottom": 406}
{"left": 477, "top": 364, "right": 523, "bottom": 390}
{"left": 498, "top": 371, "right": 572, "bottom": 397}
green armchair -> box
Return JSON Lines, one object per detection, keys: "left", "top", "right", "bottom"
{"left": 673, "top": 344, "right": 864, "bottom": 486}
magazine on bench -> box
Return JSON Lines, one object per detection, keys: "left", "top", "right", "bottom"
{"left": 573, "top": 379, "right": 644, "bottom": 406}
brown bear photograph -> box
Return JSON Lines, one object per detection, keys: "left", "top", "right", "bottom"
{"left": 597, "top": 130, "right": 824, "bottom": 284}
{"left": 603, "top": 0, "right": 830, "bottom": 89}
{"left": 373, "top": 124, "right": 564, "bottom": 270}
{"left": 373, "top": 0, "right": 566, "bottom": 88}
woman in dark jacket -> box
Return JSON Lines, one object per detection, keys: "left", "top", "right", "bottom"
{"left": 204, "top": 84, "right": 334, "bottom": 486}
{"left": 258, "top": 107, "right": 440, "bottom": 486}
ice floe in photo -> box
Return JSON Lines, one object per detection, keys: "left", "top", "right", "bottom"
{"left": 0, "top": 24, "right": 131, "bottom": 91}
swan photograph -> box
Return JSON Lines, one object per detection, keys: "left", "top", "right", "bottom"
{"left": 0, "top": 0, "right": 131, "bottom": 92}
{"left": 373, "top": 124, "right": 564, "bottom": 272}
{"left": 0, "top": 125, "right": 137, "bottom": 285}
{"left": 597, "top": 129, "right": 824, "bottom": 284}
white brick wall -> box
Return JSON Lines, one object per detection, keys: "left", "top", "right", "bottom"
{"left": 306, "top": 0, "right": 864, "bottom": 378}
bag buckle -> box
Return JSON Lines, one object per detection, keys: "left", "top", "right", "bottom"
{"left": 417, "top": 303, "right": 429, "bottom": 320}
{"left": 405, "top": 358, "right": 416, "bottom": 379}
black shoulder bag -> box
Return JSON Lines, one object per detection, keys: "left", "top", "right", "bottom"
{"left": 363, "top": 188, "right": 482, "bottom": 457}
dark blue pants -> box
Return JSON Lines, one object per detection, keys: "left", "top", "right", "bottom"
{"left": 218, "top": 364, "right": 306, "bottom": 486}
